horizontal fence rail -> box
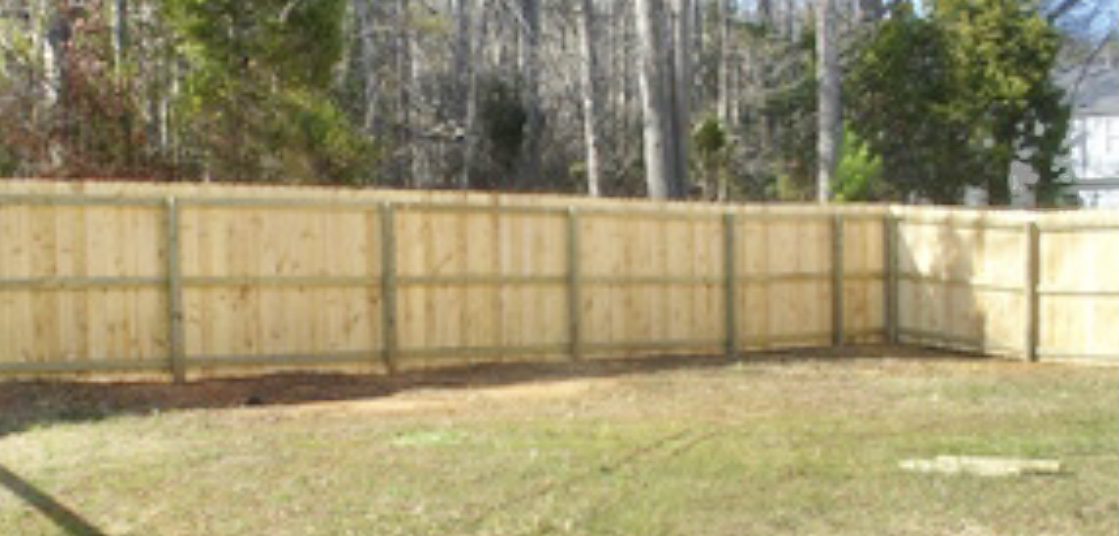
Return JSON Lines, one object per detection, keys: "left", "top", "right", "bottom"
{"left": 893, "top": 212, "right": 1118, "bottom": 362}
{"left": 0, "top": 182, "right": 1116, "bottom": 381}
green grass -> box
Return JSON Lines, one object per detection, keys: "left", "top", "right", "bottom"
{"left": 0, "top": 351, "right": 1115, "bottom": 535}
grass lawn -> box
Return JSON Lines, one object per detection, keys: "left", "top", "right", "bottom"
{"left": 0, "top": 346, "right": 1115, "bottom": 535}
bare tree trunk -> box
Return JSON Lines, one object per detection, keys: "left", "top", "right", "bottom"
{"left": 460, "top": 0, "right": 488, "bottom": 189}
{"left": 114, "top": 0, "right": 134, "bottom": 171}
{"left": 518, "top": 0, "right": 542, "bottom": 189}
{"left": 603, "top": 0, "right": 619, "bottom": 182}
{"left": 113, "top": 0, "right": 129, "bottom": 75}
{"left": 718, "top": 0, "right": 733, "bottom": 126}
{"left": 396, "top": 0, "right": 415, "bottom": 186}
{"left": 669, "top": 0, "right": 691, "bottom": 198}
{"left": 453, "top": 0, "right": 470, "bottom": 119}
{"left": 692, "top": 0, "right": 703, "bottom": 104}
{"left": 353, "top": 0, "right": 379, "bottom": 135}
{"left": 784, "top": 0, "right": 795, "bottom": 40}
{"left": 758, "top": 0, "right": 773, "bottom": 26}
{"left": 816, "top": 0, "right": 840, "bottom": 203}
{"left": 163, "top": 55, "right": 180, "bottom": 171}
{"left": 717, "top": 0, "right": 734, "bottom": 203}
{"left": 44, "top": 2, "right": 69, "bottom": 171}
{"left": 621, "top": 0, "right": 639, "bottom": 181}
{"left": 635, "top": 0, "right": 672, "bottom": 199}
{"left": 578, "top": 0, "right": 604, "bottom": 197}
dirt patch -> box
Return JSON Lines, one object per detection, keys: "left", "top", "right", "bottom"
{"left": 0, "top": 345, "right": 985, "bottom": 435}
{"left": 286, "top": 378, "right": 614, "bottom": 417}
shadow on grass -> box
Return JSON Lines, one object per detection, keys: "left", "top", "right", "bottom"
{"left": 0, "top": 464, "right": 107, "bottom": 536}
{"left": 0, "top": 344, "right": 976, "bottom": 438}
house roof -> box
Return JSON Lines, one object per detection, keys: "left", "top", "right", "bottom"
{"left": 1057, "top": 65, "right": 1119, "bottom": 116}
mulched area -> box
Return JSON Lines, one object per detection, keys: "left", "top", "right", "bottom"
{"left": 0, "top": 345, "right": 961, "bottom": 435}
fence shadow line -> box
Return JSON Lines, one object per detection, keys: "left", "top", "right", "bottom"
{"left": 0, "top": 464, "right": 107, "bottom": 536}
{"left": 0, "top": 345, "right": 978, "bottom": 440}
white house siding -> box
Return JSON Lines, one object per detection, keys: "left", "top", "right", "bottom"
{"left": 1070, "top": 115, "right": 1119, "bottom": 179}
{"left": 1068, "top": 115, "right": 1119, "bottom": 208}
{"left": 1077, "top": 190, "right": 1119, "bottom": 208}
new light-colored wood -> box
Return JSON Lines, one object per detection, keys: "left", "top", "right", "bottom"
{"left": 1036, "top": 211, "right": 1119, "bottom": 361}
{"left": 1, "top": 179, "right": 1115, "bottom": 379}
{"left": 0, "top": 194, "right": 167, "bottom": 369}
{"left": 578, "top": 207, "right": 725, "bottom": 359}
{"left": 894, "top": 208, "right": 1032, "bottom": 357}
{"left": 842, "top": 215, "right": 885, "bottom": 343}
{"left": 178, "top": 202, "right": 378, "bottom": 371}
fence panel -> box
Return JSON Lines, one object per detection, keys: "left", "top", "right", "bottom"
{"left": 578, "top": 208, "right": 725, "bottom": 357}
{"left": 0, "top": 198, "right": 168, "bottom": 372}
{"left": 1037, "top": 215, "right": 1119, "bottom": 361}
{"left": 840, "top": 214, "right": 887, "bottom": 342}
{"left": 177, "top": 201, "right": 382, "bottom": 370}
{"left": 894, "top": 210, "right": 1032, "bottom": 357}
{"left": 1, "top": 179, "right": 1117, "bottom": 380}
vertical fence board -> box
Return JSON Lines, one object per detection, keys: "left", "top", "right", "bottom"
{"left": 885, "top": 214, "right": 899, "bottom": 344}
{"left": 568, "top": 208, "right": 582, "bottom": 360}
{"left": 724, "top": 212, "right": 737, "bottom": 359}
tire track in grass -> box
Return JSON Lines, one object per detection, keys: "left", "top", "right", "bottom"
{"left": 446, "top": 428, "right": 713, "bottom": 533}
{"left": 561, "top": 428, "right": 723, "bottom": 533}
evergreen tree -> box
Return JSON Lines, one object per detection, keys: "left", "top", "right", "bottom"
{"left": 938, "top": 0, "right": 1069, "bottom": 205}
{"left": 847, "top": 0, "right": 1069, "bottom": 205}
{"left": 165, "top": 0, "right": 376, "bottom": 183}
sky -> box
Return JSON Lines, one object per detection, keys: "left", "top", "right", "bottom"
{"left": 1054, "top": 1, "right": 1119, "bottom": 41}
{"left": 731, "top": 0, "right": 1119, "bottom": 41}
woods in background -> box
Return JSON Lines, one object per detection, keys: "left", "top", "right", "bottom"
{"left": 0, "top": 0, "right": 1113, "bottom": 204}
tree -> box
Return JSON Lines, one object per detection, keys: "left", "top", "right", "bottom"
{"left": 846, "top": 0, "right": 1069, "bottom": 205}
{"left": 846, "top": 4, "right": 980, "bottom": 203}
{"left": 165, "top": 0, "right": 375, "bottom": 183}
{"left": 578, "top": 0, "right": 604, "bottom": 196}
{"left": 717, "top": 0, "right": 734, "bottom": 127}
{"left": 833, "top": 128, "right": 885, "bottom": 201}
{"left": 352, "top": 0, "right": 378, "bottom": 136}
{"left": 517, "top": 0, "right": 543, "bottom": 188}
{"left": 0, "top": 0, "right": 1073, "bottom": 204}
{"left": 0, "top": 0, "right": 167, "bottom": 178}
{"left": 816, "top": 0, "right": 840, "bottom": 202}
{"left": 669, "top": 0, "right": 692, "bottom": 198}
{"left": 693, "top": 116, "right": 728, "bottom": 200}
{"left": 938, "top": 0, "right": 1069, "bottom": 205}
{"left": 460, "top": 0, "right": 487, "bottom": 189}
{"left": 635, "top": 0, "right": 674, "bottom": 199}
{"left": 634, "top": 0, "right": 693, "bottom": 200}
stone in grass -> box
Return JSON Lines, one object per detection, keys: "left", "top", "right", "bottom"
{"left": 899, "top": 456, "right": 1062, "bottom": 477}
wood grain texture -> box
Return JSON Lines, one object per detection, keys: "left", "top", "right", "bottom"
{"left": 0, "top": 180, "right": 1115, "bottom": 378}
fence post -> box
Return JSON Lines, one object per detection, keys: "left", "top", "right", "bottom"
{"left": 165, "top": 197, "right": 186, "bottom": 383}
{"left": 1024, "top": 220, "right": 1040, "bottom": 361}
{"left": 724, "top": 211, "right": 738, "bottom": 360}
{"left": 567, "top": 207, "right": 583, "bottom": 360}
{"left": 380, "top": 202, "right": 398, "bottom": 373}
{"left": 832, "top": 213, "right": 845, "bottom": 347}
{"left": 885, "top": 213, "right": 899, "bottom": 345}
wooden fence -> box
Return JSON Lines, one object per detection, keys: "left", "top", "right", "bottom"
{"left": 0, "top": 180, "right": 1114, "bottom": 381}
{"left": 893, "top": 207, "right": 1119, "bottom": 361}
